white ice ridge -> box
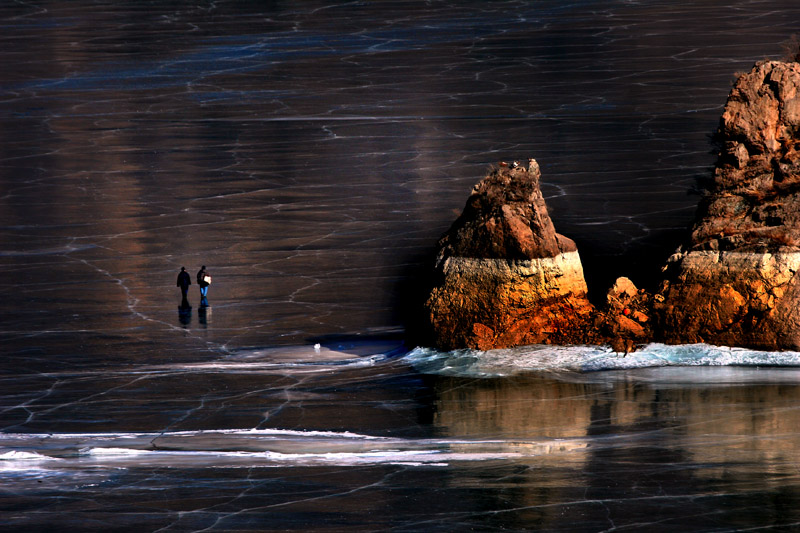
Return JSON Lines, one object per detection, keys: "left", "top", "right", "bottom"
{"left": 0, "top": 450, "right": 61, "bottom": 472}
{"left": 405, "top": 343, "right": 800, "bottom": 377}
{"left": 80, "top": 448, "right": 521, "bottom": 462}
{"left": 1, "top": 432, "right": 591, "bottom": 468}
{"left": 84, "top": 447, "right": 151, "bottom": 456}
{"left": 0, "top": 450, "right": 53, "bottom": 460}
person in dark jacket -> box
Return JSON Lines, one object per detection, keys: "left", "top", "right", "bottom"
{"left": 197, "top": 265, "right": 210, "bottom": 298}
{"left": 176, "top": 266, "right": 191, "bottom": 301}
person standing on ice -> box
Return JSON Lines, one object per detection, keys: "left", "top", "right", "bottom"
{"left": 197, "top": 265, "right": 211, "bottom": 299}
{"left": 176, "top": 266, "right": 191, "bottom": 302}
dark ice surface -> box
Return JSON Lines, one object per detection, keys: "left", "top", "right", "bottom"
{"left": 3, "top": 1, "right": 800, "bottom": 531}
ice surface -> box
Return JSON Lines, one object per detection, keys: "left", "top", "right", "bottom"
{"left": 5, "top": 0, "right": 800, "bottom": 530}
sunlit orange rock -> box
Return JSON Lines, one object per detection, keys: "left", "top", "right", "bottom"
{"left": 657, "top": 60, "right": 800, "bottom": 349}
{"left": 424, "top": 159, "right": 596, "bottom": 350}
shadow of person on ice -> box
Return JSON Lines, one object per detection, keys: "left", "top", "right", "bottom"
{"left": 178, "top": 299, "right": 192, "bottom": 327}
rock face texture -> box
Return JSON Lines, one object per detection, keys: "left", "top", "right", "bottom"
{"left": 657, "top": 60, "right": 800, "bottom": 349}
{"left": 424, "top": 160, "right": 595, "bottom": 350}
{"left": 596, "top": 277, "right": 653, "bottom": 354}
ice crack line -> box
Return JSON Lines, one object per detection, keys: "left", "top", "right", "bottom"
{"left": 67, "top": 251, "right": 228, "bottom": 355}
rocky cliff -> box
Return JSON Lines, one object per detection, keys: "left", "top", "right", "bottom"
{"left": 656, "top": 60, "right": 800, "bottom": 349}
{"left": 424, "top": 160, "right": 596, "bottom": 350}
{"left": 425, "top": 60, "right": 800, "bottom": 352}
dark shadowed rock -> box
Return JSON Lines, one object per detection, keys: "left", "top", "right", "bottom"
{"left": 424, "top": 160, "right": 596, "bottom": 350}
{"left": 657, "top": 60, "right": 800, "bottom": 349}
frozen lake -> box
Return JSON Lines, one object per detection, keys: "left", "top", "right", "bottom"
{"left": 3, "top": 1, "right": 800, "bottom": 530}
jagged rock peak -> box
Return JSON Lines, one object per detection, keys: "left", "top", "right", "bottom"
{"left": 436, "top": 158, "right": 576, "bottom": 262}
{"left": 657, "top": 60, "right": 800, "bottom": 349}
{"left": 424, "top": 159, "right": 594, "bottom": 351}
{"left": 691, "top": 60, "right": 800, "bottom": 252}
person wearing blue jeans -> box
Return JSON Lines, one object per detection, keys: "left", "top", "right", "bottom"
{"left": 197, "top": 265, "right": 211, "bottom": 299}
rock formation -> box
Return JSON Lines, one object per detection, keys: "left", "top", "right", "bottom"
{"left": 656, "top": 60, "right": 800, "bottom": 349}
{"left": 425, "top": 61, "right": 800, "bottom": 352}
{"left": 595, "top": 277, "right": 653, "bottom": 354}
{"left": 424, "top": 160, "right": 596, "bottom": 350}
